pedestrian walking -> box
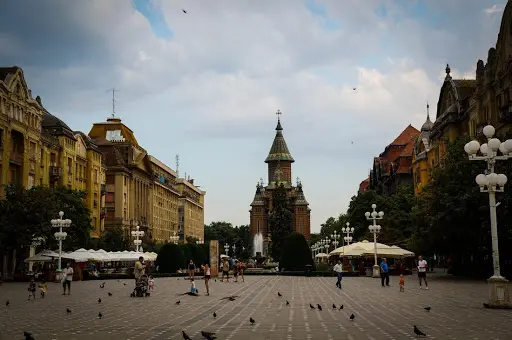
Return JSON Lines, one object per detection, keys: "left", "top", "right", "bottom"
{"left": 204, "top": 264, "right": 211, "bottom": 295}
{"left": 380, "top": 258, "right": 390, "bottom": 287}
{"left": 417, "top": 255, "right": 428, "bottom": 289}
{"left": 188, "top": 260, "right": 196, "bottom": 281}
{"left": 333, "top": 260, "right": 343, "bottom": 289}
{"left": 62, "top": 262, "right": 74, "bottom": 295}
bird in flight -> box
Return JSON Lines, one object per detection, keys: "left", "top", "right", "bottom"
{"left": 353, "top": 88, "right": 356, "bottom": 90}
{"left": 182, "top": 9, "right": 187, "bottom": 13}
{"left": 414, "top": 325, "right": 426, "bottom": 337}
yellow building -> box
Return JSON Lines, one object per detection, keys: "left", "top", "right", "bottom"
{"left": 89, "top": 116, "right": 205, "bottom": 244}
{"left": 148, "top": 155, "right": 180, "bottom": 242}
{"left": 176, "top": 177, "right": 205, "bottom": 242}
{"left": 413, "top": 3, "right": 512, "bottom": 194}
{"left": 0, "top": 66, "right": 105, "bottom": 237}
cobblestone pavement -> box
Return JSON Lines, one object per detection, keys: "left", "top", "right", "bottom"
{"left": 0, "top": 275, "right": 511, "bottom": 340}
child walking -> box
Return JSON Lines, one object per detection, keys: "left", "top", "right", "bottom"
{"left": 148, "top": 276, "right": 155, "bottom": 291}
{"left": 27, "top": 277, "right": 36, "bottom": 300}
{"left": 39, "top": 279, "right": 48, "bottom": 298}
{"left": 399, "top": 274, "right": 405, "bottom": 292}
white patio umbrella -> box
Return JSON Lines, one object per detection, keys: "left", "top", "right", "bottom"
{"left": 24, "top": 250, "right": 60, "bottom": 263}
{"left": 315, "top": 253, "right": 330, "bottom": 258}
{"left": 67, "top": 248, "right": 95, "bottom": 262}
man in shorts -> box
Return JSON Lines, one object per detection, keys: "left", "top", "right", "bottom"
{"left": 221, "top": 258, "right": 230, "bottom": 282}
{"left": 62, "top": 262, "right": 74, "bottom": 295}
{"left": 417, "top": 255, "right": 428, "bottom": 289}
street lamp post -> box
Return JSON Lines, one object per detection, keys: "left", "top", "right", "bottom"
{"left": 170, "top": 231, "right": 179, "bottom": 244}
{"left": 197, "top": 238, "right": 204, "bottom": 245}
{"left": 131, "top": 226, "right": 144, "bottom": 252}
{"left": 464, "top": 125, "right": 512, "bottom": 308}
{"left": 365, "top": 204, "right": 384, "bottom": 278}
{"left": 232, "top": 244, "right": 236, "bottom": 258}
{"left": 224, "top": 243, "right": 230, "bottom": 256}
{"left": 51, "top": 211, "right": 72, "bottom": 275}
{"left": 331, "top": 231, "right": 340, "bottom": 250}
{"left": 342, "top": 222, "right": 355, "bottom": 246}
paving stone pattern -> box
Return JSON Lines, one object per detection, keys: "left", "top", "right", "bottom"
{"left": 0, "top": 275, "right": 511, "bottom": 339}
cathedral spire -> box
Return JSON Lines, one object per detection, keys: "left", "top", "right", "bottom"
{"left": 265, "top": 110, "right": 295, "bottom": 163}
{"left": 421, "top": 102, "right": 434, "bottom": 132}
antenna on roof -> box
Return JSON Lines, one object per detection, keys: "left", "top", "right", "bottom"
{"left": 106, "top": 88, "right": 119, "bottom": 118}
{"left": 175, "top": 154, "right": 180, "bottom": 177}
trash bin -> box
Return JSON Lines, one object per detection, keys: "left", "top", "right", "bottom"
{"left": 305, "top": 264, "right": 313, "bottom": 277}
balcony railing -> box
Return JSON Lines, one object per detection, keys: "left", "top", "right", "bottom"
{"left": 9, "top": 151, "right": 23, "bottom": 165}
{"left": 50, "top": 166, "right": 62, "bottom": 178}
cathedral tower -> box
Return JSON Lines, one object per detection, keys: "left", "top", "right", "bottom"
{"left": 249, "top": 111, "right": 311, "bottom": 251}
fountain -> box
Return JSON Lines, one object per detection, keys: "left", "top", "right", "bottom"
{"left": 252, "top": 233, "right": 266, "bottom": 267}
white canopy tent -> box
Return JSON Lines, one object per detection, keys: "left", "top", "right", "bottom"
{"left": 24, "top": 250, "right": 59, "bottom": 263}
{"left": 329, "top": 240, "right": 415, "bottom": 258}
{"left": 315, "top": 253, "right": 329, "bottom": 258}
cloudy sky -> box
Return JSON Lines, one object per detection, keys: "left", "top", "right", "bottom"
{"left": 0, "top": 0, "right": 506, "bottom": 232}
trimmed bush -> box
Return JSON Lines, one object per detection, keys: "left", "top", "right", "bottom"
{"left": 156, "top": 243, "right": 185, "bottom": 273}
{"left": 280, "top": 232, "right": 313, "bottom": 271}
{"left": 187, "top": 243, "right": 207, "bottom": 266}
{"left": 180, "top": 244, "right": 192, "bottom": 266}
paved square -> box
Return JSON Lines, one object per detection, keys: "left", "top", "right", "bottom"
{"left": 0, "top": 275, "right": 511, "bottom": 339}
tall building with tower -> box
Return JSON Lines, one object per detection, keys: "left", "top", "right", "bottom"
{"left": 249, "top": 111, "right": 311, "bottom": 254}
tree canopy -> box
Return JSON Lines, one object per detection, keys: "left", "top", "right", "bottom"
{"left": 0, "top": 185, "right": 93, "bottom": 251}
{"left": 280, "top": 232, "right": 313, "bottom": 271}
{"left": 156, "top": 243, "right": 185, "bottom": 273}
{"left": 268, "top": 183, "right": 293, "bottom": 261}
{"left": 204, "top": 221, "right": 252, "bottom": 259}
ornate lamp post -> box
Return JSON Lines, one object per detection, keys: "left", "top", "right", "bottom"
{"left": 365, "top": 204, "right": 384, "bottom": 278}
{"left": 29, "top": 236, "right": 46, "bottom": 273}
{"left": 342, "top": 222, "right": 355, "bottom": 246}
{"left": 324, "top": 238, "right": 330, "bottom": 253}
{"left": 169, "top": 231, "right": 179, "bottom": 244}
{"left": 51, "top": 211, "right": 72, "bottom": 273}
{"left": 197, "top": 238, "right": 204, "bottom": 245}
{"left": 131, "top": 226, "right": 144, "bottom": 252}
{"left": 464, "top": 125, "right": 512, "bottom": 308}
{"left": 331, "top": 230, "right": 341, "bottom": 250}
{"left": 224, "top": 243, "right": 230, "bottom": 256}
{"left": 232, "top": 244, "right": 236, "bottom": 258}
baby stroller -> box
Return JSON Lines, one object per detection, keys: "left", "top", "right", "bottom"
{"left": 132, "top": 275, "right": 150, "bottom": 297}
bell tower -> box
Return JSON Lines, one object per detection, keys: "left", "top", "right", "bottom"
{"left": 265, "top": 110, "right": 294, "bottom": 184}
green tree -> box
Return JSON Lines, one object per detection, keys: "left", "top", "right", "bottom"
{"left": 98, "top": 227, "right": 131, "bottom": 251}
{"left": 412, "top": 136, "right": 512, "bottom": 278}
{"left": 280, "top": 232, "right": 313, "bottom": 271}
{"left": 268, "top": 183, "right": 293, "bottom": 261}
{"left": 180, "top": 244, "right": 193, "bottom": 266}
{"left": 156, "top": 243, "right": 185, "bottom": 273}
{"left": 0, "top": 185, "right": 93, "bottom": 252}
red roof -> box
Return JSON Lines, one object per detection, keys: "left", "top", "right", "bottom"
{"left": 359, "top": 177, "right": 370, "bottom": 193}
{"left": 389, "top": 125, "right": 420, "bottom": 146}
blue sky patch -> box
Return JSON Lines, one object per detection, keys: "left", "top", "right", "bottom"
{"left": 305, "top": 0, "right": 342, "bottom": 30}
{"left": 132, "top": 0, "right": 174, "bottom": 39}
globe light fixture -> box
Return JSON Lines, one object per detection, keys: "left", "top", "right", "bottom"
{"left": 331, "top": 230, "right": 341, "bottom": 250}
{"left": 131, "top": 226, "right": 144, "bottom": 252}
{"left": 169, "top": 230, "right": 179, "bottom": 244}
{"left": 365, "top": 204, "right": 384, "bottom": 278}
{"left": 51, "top": 211, "right": 72, "bottom": 273}
{"left": 464, "top": 125, "right": 512, "bottom": 308}
{"left": 342, "top": 222, "right": 355, "bottom": 246}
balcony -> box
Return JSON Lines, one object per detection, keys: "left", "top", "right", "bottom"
{"left": 50, "top": 166, "right": 62, "bottom": 178}
{"left": 9, "top": 151, "right": 24, "bottom": 165}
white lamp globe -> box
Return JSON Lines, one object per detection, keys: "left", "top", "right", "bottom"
{"left": 346, "top": 222, "right": 350, "bottom": 227}
{"left": 371, "top": 204, "right": 377, "bottom": 209}
{"left": 483, "top": 125, "right": 495, "bottom": 138}
{"left": 371, "top": 211, "right": 377, "bottom": 218}
{"left": 500, "top": 142, "right": 507, "bottom": 154}
{"left": 378, "top": 211, "right": 384, "bottom": 217}
{"left": 468, "top": 140, "right": 480, "bottom": 154}
{"left": 504, "top": 139, "right": 512, "bottom": 154}
{"left": 368, "top": 225, "right": 374, "bottom": 232}
{"left": 475, "top": 174, "right": 488, "bottom": 187}
{"left": 487, "top": 173, "right": 499, "bottom": 186}
{"left": 59, "top": 211, "right": 64, "bottom": 218}
{"left": 342, "top": 227, "right": 346, "bottom": 232}
{"left": 464, "top": 143, "right": 471, "bottom": 154}
{"left": 488, "top": 138, "right": 501, "bottom": 151}
{"left": 497, "top": 174, "right": 508, "bottom": 186}
{"left": 480, "top": 143, "right": 488, "bottom": 155}
{"left": 365, "top": 212, "right": 371, "bottom": 218}
{"left": 350, "top": 227, "right": 354, "bottom": 232}
{"left": 376, "top": 225, "right": 381, "bottom": 232}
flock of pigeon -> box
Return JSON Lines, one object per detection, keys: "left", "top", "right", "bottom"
{"left": 179, "top": 290, "right": 429, "bottom": 339}
{"left": 5, "top": 280, "right": 430, "bottom": 339}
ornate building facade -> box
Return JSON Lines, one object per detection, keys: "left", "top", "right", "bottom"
{"left": 367, "top": 125, "right": 419, "bottom": 195}
{"left": 0, "top": 66, "right": 105, "bottom": 237}
{"left": 249, "top": 114, "right": 311, "bottom": 244}
{"left": 88, "top": 116, "right": 205, "bottom": 243}
{"left": 412, "top": 2, "right": 512, "bottom": 193}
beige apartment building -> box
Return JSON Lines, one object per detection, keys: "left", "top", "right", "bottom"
{"left": 176, "top": 178, "right": 205, "bottom": 241}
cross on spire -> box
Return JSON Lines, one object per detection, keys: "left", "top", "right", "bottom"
{"left": 276, "top": 109, "right": 282, "bottom": 121}
{"left": 426, "top": 101, "right": 430, "bottom": 119}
